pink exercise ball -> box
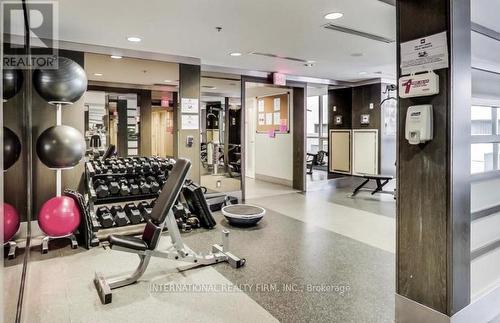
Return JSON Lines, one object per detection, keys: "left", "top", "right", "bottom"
{"left": 38, "top": 196, "right": 80, "bottom": 237}
{"left": 4, "top": 203, "right": 20, "bottom": 242}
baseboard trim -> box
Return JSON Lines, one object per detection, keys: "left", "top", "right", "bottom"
{"left": 396, "top": 286, "right": 500, "bottom": 323}
{"left": 395, "top": 294, "right": 449, "bottom": 323}
{"left": 452, "top": 284, "right": 500, "bottom": 323}
{"left": 255, "top": 174, "right": 293, "bottom": 187}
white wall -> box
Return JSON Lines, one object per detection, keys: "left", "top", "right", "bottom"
{"left": 246, "top": 86, "right": 294, "bottom": 184}
{"left": 471, "top": 177, "right": 500, "bottom": 299}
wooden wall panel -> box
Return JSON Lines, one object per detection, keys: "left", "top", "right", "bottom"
{"left": 292, "top": 85, "right": 306, "bottom": 191}
{"left": 396, "top": 0, "right": 471, "bottom": 316}
{"left": 178, "top": 64, "right": 201, "bottom": 182}
{"left": 139, "top": 90, "right": 152, "bottom": 156}
{"left": 328, "top": 88, "right": 352, "bottom": 130}
{"left": 352, "top": 83, "right": 382, "bottom": 130}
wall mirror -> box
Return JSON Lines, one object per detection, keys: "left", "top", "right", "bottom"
{"left": 199, "top": 73, "right": 242, "bottom": 194}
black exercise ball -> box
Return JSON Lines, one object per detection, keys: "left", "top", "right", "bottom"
{"left": 36, "top": 125, "right": 85, "bottom": 169}
{"left": 33, "top": 57, "right": 87, "bottom": 105}
{"left": 4, "top": 127, "right": 22, "bottom": 171}
{"left": 3, "top": 69, "right": 24, "bottom": 101}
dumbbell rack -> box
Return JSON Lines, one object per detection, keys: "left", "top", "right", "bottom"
{"left": 85, "top": 158, "right": 173, "bottom": 245}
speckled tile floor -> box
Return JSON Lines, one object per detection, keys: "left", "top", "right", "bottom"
{"left": 4, "top": 177, "right": 396, "bottom": 323}
{"left": 186, "top": 210, "right": 395, "bottom": 323}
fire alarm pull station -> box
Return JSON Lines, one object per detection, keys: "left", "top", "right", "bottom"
{"left": 405, "top": 105, "right": 433, "bottom": 145}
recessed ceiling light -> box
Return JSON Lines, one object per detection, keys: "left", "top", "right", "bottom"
{"left": 202, "top": 85, "right": 217, "bottom": 90}
{"left": 324, "top": 12, "right": 343, "bottom": 20}
{"left": 127, "top": 36, "right": 142, "bottom": 42}
{"left": 229, "top": 52, "right": 242, "bottom": 57}
{"left": 359, "top": 71, "right": 368, "bottom": 75}
{"left": 164, "top": 80, "right": 173, "bottom": 83}
{"left": 93, "top": 73, "right": 103, "bottom": 76}
{"left": 110, "top": 55, "right": 122, "bottom": 59}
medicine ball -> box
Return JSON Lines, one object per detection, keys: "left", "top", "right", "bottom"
{"left": 4, "top": 127, "right": 22, "bottom": 171}
{"left": 3, "top": 69, "right": 24, "bottom": 101}
{"left": 36, "top": 125, "right": 85, "bottom": 169}
{"left": 3, "top": 203, "right": 20, "bottom": 242}
{"left": 38, "top": 196, "right": 80, "bottom": 237}
{"left": 33, "top": 57, "right": 87, "bottom": 104}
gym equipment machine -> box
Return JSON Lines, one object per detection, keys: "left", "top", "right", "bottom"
{"left": 94, "top": 159, "right": 245, "bottom": 304}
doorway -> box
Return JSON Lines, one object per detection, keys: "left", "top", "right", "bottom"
{"left": 306, "top": 85, "right": 330, "bottom": 189}
{"left": 242, "top": 78, "right": 307, "bottom": 200}
{"left": 151, "top": 108, "right": 174, "bottom": 157}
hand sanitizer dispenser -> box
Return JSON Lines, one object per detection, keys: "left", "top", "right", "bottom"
{"left": 405, "top": 105, "right": 433, "bottom": 145}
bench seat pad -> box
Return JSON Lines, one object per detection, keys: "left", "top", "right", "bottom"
{"left": 109, "top": 235, "right": 148, "bottom": 251}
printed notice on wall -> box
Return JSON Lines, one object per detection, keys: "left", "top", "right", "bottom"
{"left": 265, "top": 113, "right": 273, "bottom": 125}
{"left": 273, "top": 112, "right": 280, "bottom": 125}
{"left": 181, "top": 114, "right": 199, "bottom": 130}
{"left": 258, "top": 113, "right": 265, "bottom": 125}
{"left": 181, "top": 98, "right": 199, "bottom": 113}
{"left": 400, "top": 31, "right": 448, "bottom": 75}
{"left": 258, "top": 99, "right": 265, "bottom": 112}
{"left": 273, "top": 98, "right": 281, "bottom": 111}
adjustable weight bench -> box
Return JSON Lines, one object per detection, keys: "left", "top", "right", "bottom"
{"left": 94, "top": 158, "right": 245, "bottom": 304}
{"left": 351, "top": 174, "right": 394, "bottom": 197}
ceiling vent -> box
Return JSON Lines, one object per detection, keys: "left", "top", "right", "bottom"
{"left": 323, "top": 23, "right": 395, "bottom": 43}
{"left": 249, "top": 52, "right": 312, "bottom": 63}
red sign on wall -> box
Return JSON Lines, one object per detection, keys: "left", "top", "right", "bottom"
{"left": 273, "top": 73, "right": 286, "bottom": 86}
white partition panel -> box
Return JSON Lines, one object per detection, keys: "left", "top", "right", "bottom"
{"left": 329, "top": 130, "right": 351, "bottom": 174}
{"left": 352, "top": 129, "right": 378, "bottom": 176}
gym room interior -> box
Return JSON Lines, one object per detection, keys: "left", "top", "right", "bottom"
{"left": 2, "top": 1, "right": 500, "bottom": 323}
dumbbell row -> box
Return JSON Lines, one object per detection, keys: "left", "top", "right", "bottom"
{"left": 90, "top": 157, "right": 174, "bottom": 175}
{"left": 93, "top": 174, "right": 167, "bottom": 199}
{"left": 95, "top": 199, "right": 201, "bottom": 232}
{"left": 96, "top": 200, "right": 156, "bottom": 228}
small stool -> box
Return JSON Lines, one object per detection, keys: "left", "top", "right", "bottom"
{"left": 222, "top": 204, "right": 266, "bottom": 226}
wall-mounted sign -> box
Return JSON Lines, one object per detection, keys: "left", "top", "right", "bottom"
{"left": 181, "top": 114, "right": 199, "bottom": 130}
{"left": 181, "top": 98, "right": 199, "bottom": 113}
{"left": 272, "top": 72, "right": 286, "bottom": 86}
{"left": 400, "top": 31, "right": 448, "bottom": 75}
{"left": 360, "top": 114, "right": 370, "bottom": 125}
{"left": 398, "top": 71, "right": 439, "bottom": 98}
{"left": 334, "top": 115, "right": 343, "bottom": 125}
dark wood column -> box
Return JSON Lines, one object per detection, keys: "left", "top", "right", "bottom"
{"left": 292, "top": 85, "right": 306, "bottom": 191}
{"left": 177, "top": 64, "right": 201, "bottom": 181}
{"left": 116, "top": 99, "right": 128, "bottom": 157}
{"left": 139, "top": 90, "right": 152, "bottom": 156}
{"left": 396, "top": 0, "right": 471, "bottom": 319}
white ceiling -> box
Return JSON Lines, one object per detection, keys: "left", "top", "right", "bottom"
{"left": 46, "top": 0, "right": 396, "bottom": 82}
{"left": 85, "top": 53, "right": 179, "bottom": 86}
